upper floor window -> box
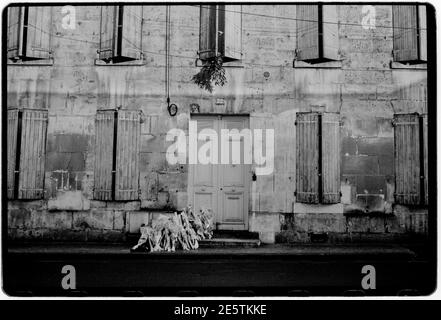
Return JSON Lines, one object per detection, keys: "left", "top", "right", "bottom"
{"left": 98, "top": 6, "right": 143, "bottom": 63}
{"left": 295, "top": 5, "right": 339, "bottom": 63}
{"left": 7, "top": 6, "right": 52, "bottom": 62}
{"left": 199, "top": 5, "right": 242, "bottom": 62}
{"left": 392, "top": 5, "right": 427, "bottom": 64}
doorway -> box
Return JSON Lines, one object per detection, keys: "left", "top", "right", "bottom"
{"left": 188, "top": 115, "right": 250, "bottom": 230}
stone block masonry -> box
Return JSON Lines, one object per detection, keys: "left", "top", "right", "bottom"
{"left": 7, "top": 5, "right": 429, "bottom": 244}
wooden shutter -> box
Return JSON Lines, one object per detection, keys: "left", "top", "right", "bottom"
{"left": 199, "top": 5, "right": 216, "bottom": 60}
{"left": 418, "top": 5, "right": 427, "bottom": 62}
{"left": 394, "top": 114, "right": 421, "bottom": 205}
{"left": 7, "top": 7, "right": 24, "bottom": 59}
{"left": 18, "top": 109, "right": 48, "bottom": 199}
{"left": 7, "top": 109, "right": 19, "bottom": 199}
{"left": 120, "top": 6, "right": 143, "bottom": 60}
{"left": 99, "top": 6, "right": 117, "bottom": 60}
{"left": 321, "top": 113, "right": 340, "bottom": 204}
{"left": 296, "top": 112, "right": 319, "bottom": 203}
{"left": 393, "top": 6, "right": 419, "bottom": 62}
{"left": 322, "top": 5, "right": 339, "bottom": 60}
{"left": 296, "top": 5, "right": 319, "bottom": 61}
{"left": 422, "top": 114, "right": 428, "bottom": 205}
{"left": 115, "top": 110, "right": 141, "bottom": 200}
{"left": 94, "top": 110, "right": 115, "bottom": 200}
{"left": 224, "top": 5, "right": 242, "bottom": 60}
{"left": 25, "top": 7, "right": 52, "bottom": 59}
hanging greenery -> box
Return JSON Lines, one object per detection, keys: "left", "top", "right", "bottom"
{"left": 192, "top": 55, "right": 227, "bottom": 93}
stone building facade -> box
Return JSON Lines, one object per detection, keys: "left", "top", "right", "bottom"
{"left": 6, "top": 4, "right": 430, "bottom": 243}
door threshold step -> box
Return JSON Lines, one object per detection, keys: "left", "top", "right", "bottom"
{"left": 199, "top": 238, "right": 261, "bottom": 248}
{"left": 212, "top": 230, "right": 260, "bottom": 240}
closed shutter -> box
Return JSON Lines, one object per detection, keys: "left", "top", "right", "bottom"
{"left": 296, "top": 112, "right": 320, "bottom": 203}
{"left": 7, "top": 109, "right": 19, "bottom": 199}
{"left": 322, "top": 5, "right": 339, "bottom": 60}
{"left": 224, "top": 5, "right": 242, "bottom": 60}
{"left": 296, "top": 5, "right": 320, "bottom": 61}
{"left": 418, "top": 5, "right": 427, "bottom": 62}
{"left": 99, "top": 6, "right": 117, "bottom": 60}
{"left": 394, "top": 113, "right": 421, "bottom": 205}
{"left": 393, "top": 6, "right": 419, "bottom": 62}
{"left": 25, "top": 7, "right": 52, "bottom": 59}
{"left": 94, "top": 110, "right": 115, "bottom": 200}
{"left": 7, "top": 7, "right": 24, "bottom": 59}
{"left": 115, "top": 110, "right": 141, "bottom": 200}
{"left": 321, "top": 112, "right": 340, "bottom": 204}
{"left": 120, "top": 6, "right": 143, "bottom": 60}
{"left": 199, "top": 5, "right": 216, "bottom": 60}
{"left": 18, "top": 109, "right": 48, "bottom": 199}
{"left": 422, "top": 114, "right": 428, "bottom": 205}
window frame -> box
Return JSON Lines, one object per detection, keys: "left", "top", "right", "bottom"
{"left": 7, "top": 6, "right": 54, "bottom": 65}
{"left": 198, "top": 4, "right": 243, "bottom": 64}
{"left": 294, "top": 4, "right": 341, "bottom": 68}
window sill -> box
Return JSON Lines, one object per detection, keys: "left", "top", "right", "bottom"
{"left": 293, "top": 59, "right": 342, "bottom": 69}
{"left": 95, "top": 58, "right": 146, "bottom": 66}
{"left": 7, "top": 58, "right": 54, "bottom": 66}
{"left": 294, "top": 202, "right": 343, "bottom": 214}
{"left": 196, "top": 59, "right": 244, "bottom": 68}
{"left": 390, "top": 61, "right": 427, "bottom": 70}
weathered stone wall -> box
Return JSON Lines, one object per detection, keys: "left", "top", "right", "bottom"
{"left": 7, "top": 5, "right": 428, "bottom": 243}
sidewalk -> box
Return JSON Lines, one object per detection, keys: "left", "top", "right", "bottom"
{"left": 6, "top": 241, "right": 420, "bottom": 259}
{"left": 4, "top": 241, "right": 433, "bottom": 296}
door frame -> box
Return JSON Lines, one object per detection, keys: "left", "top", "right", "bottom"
{"left": 188, "top": 114, "right": 251, "bottom": 231}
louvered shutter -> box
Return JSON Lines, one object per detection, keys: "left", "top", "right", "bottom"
{"left": 322, "top": 5, "right": 339, "bottom": 60}
{"left": 7, "top": 7, "right": 24, "bottom": 59}
{"left": 199, "top": 5, "right": 216, "bottom": 60}
{"left": 7, "top": 109, "right": 19, "bottom": 199}
{"left": 120, "top": 6, "right": 143, "bottom": 60}
{"left": 115, "top": 110, "right": 141, "bottom": 201}
{"left": 25, "top": 7, "right": 52, "bottom": 59}
{"left": 418, "top": 5, "right": 427, "bottom": 62}
{"left": 18, "top": 109, "right": 48, "bottom": 199}
{"left": 99, "top": 6, "right": 117, "bottom": 60}
{"left": 393, "top": 6, "right": 419, "bottom": 62}
{"left": 296, "top": 112, "right": 320, "bottom": 203}
{"left": 224, "top": 5, "right": 242, "bottom": 60}
{"left": 422, "top": 114, "right": 428, "bottom": 205}
{"left": 321, "top": 112, "right": 340, "bottom": 204}
{"left": 394, "top": 114, "right": 421, "bottom": 205}
{"left": 296, "top": 5, "right": 319, "bottom": 61}
{"left": 94, "top": 110, "right": 115, "bottom": 200}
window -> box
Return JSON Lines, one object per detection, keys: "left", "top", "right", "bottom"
{"left": 295, "top": 112, "right": 340, "bottom": 204}
{"left": 7, "top": 6, "right": 52, "bottom": 62}
{"left": 7, "top": 109, "right": 48, "bottom": 200}
{"left": 393, "top": 113, "right": 428, "bottom": 205}
{"left": 98, "top": 6, "right": 143, "bottom": 63}
{"left": 295, "top": 5, "right": 339, "bottom": 63}
{"left": 199, "top": 5, "right": 242, "bottom": 61}
{"left": 94, "top": 109, "right": 141, "bottom": 201}
{"left": 392, "top": 5, "right": 427, "bottom": 64}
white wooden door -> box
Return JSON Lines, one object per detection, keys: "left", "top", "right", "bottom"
{"left": 189, "top": 115, "right": 249, "bottom": 230}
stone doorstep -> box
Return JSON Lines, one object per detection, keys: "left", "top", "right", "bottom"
{"left": 199, "top": 238, "right": 261, "bottom": 248}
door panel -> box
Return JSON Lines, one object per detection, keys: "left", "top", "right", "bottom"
{"left": 189, "top": 117, "right": 218, "bottom": 223}
{"left": 218, "top": 116, "right": 249, "bottom": 230}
